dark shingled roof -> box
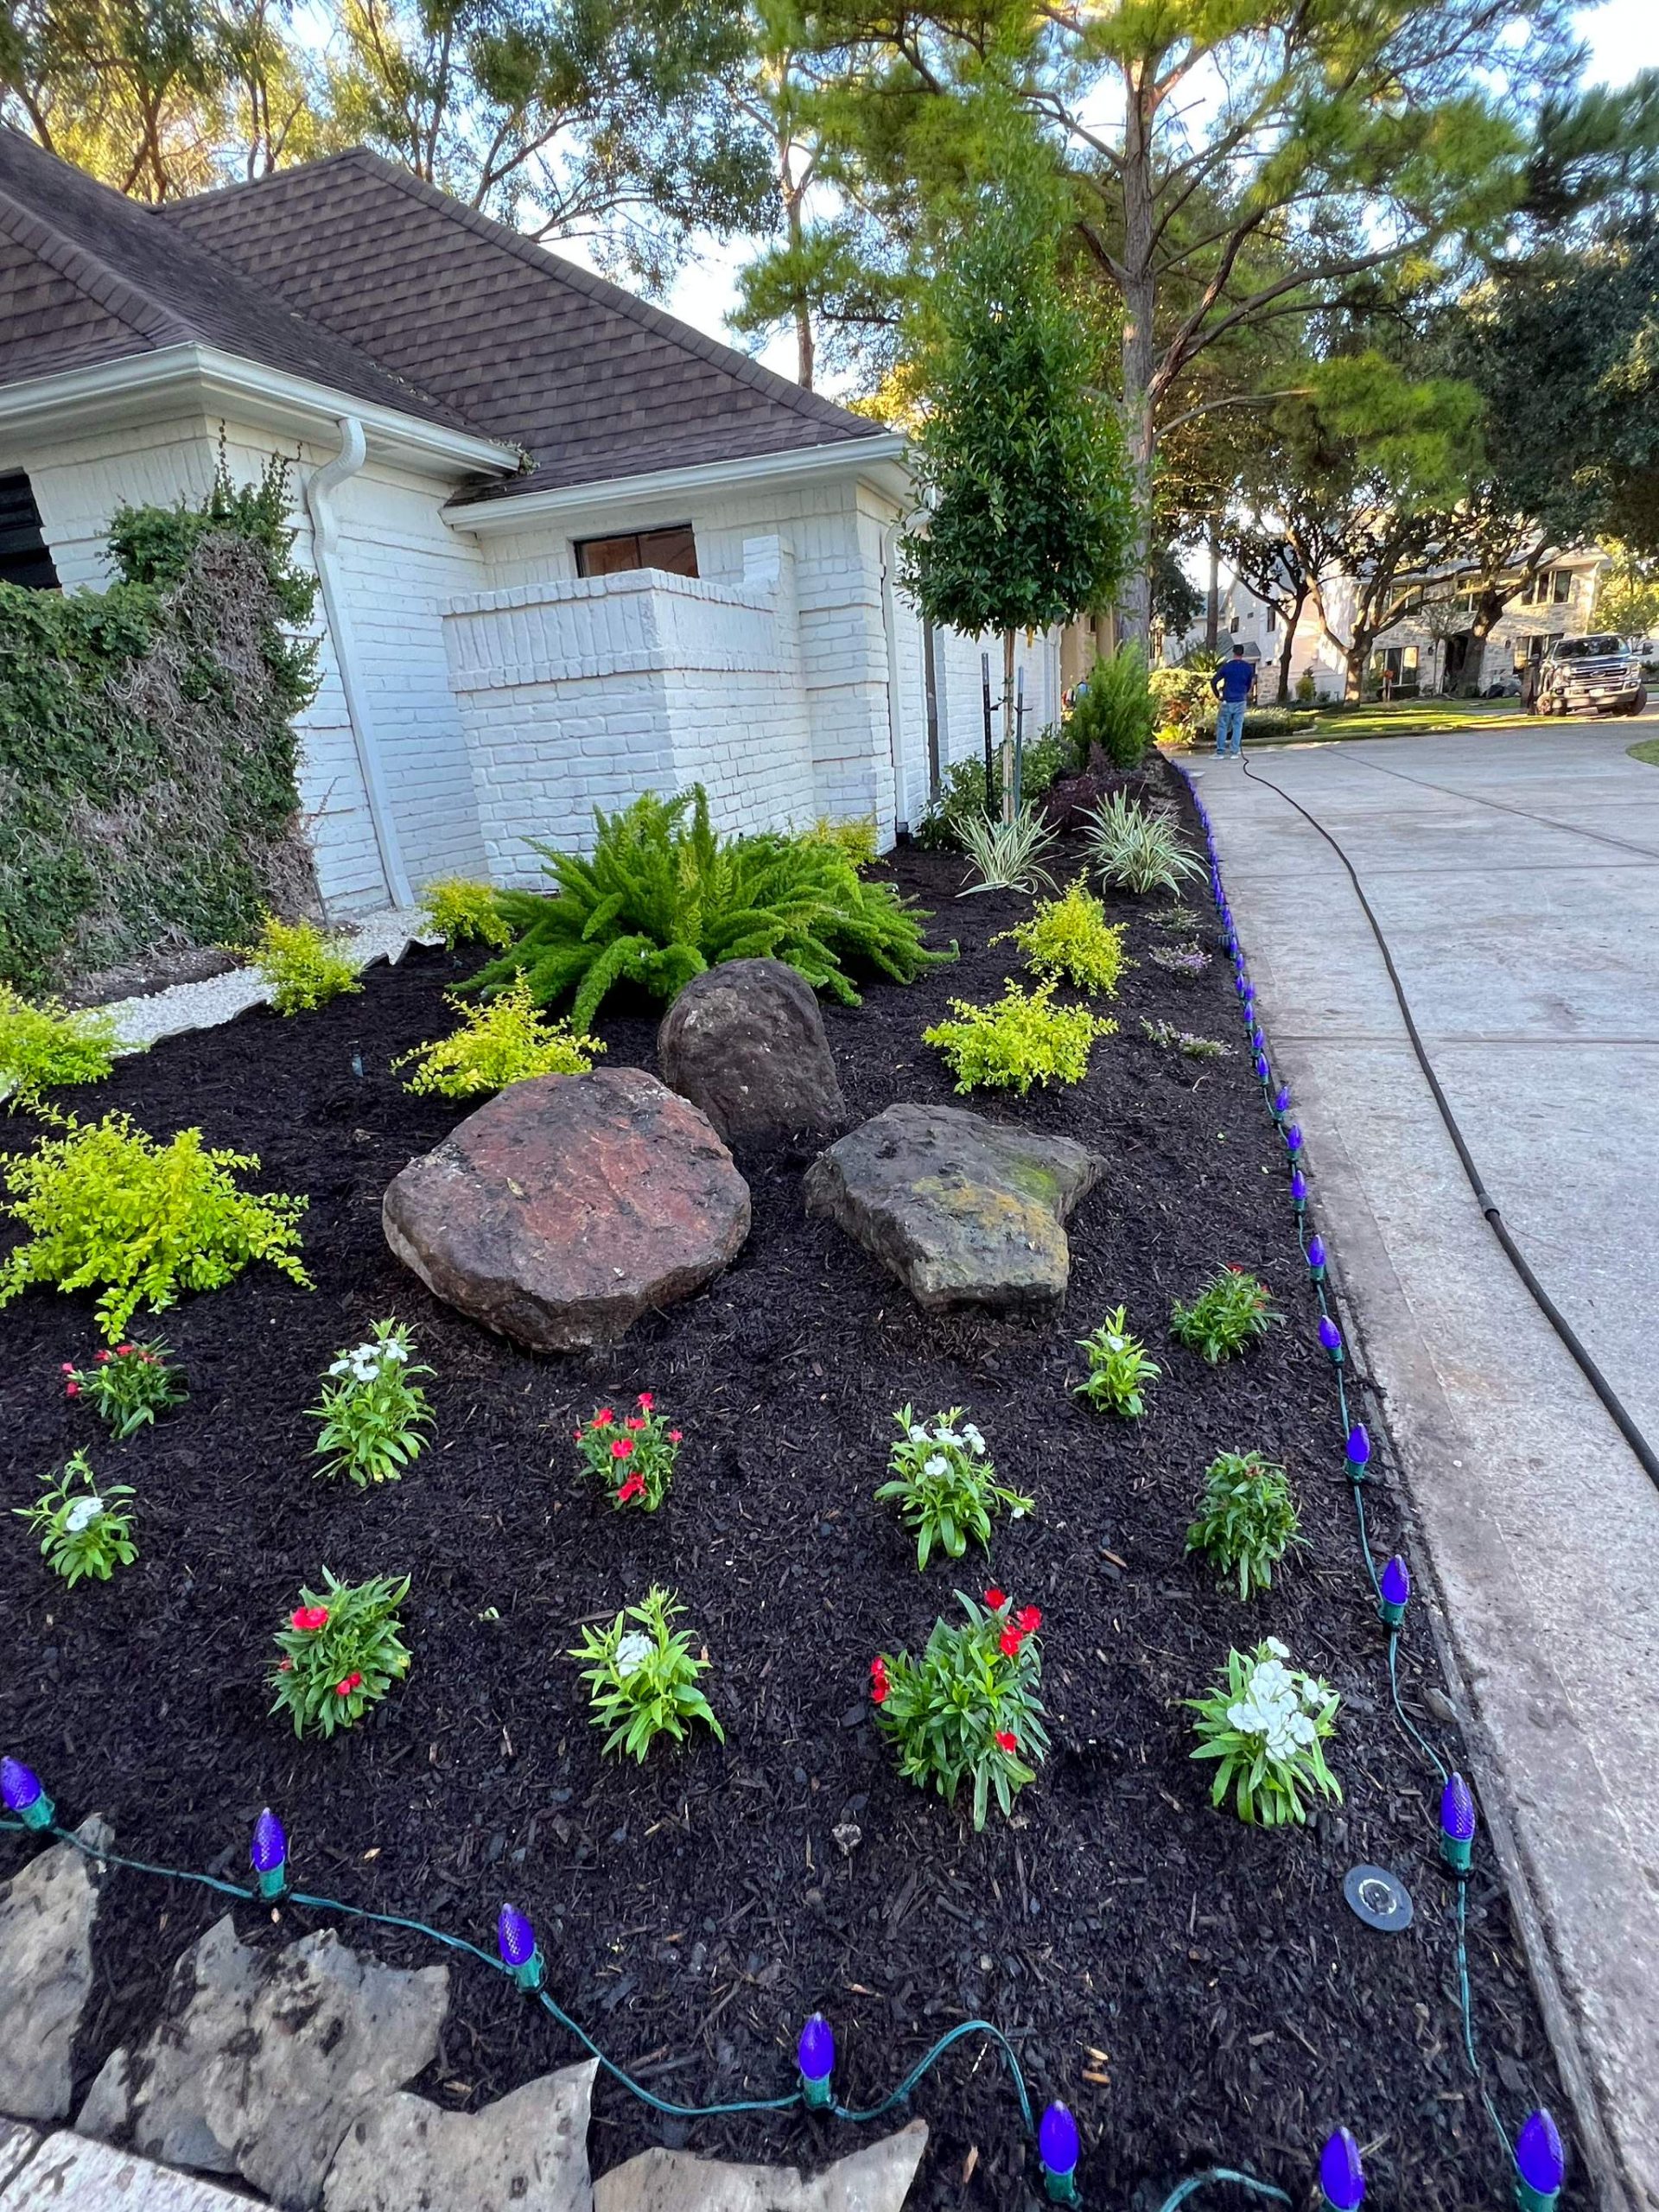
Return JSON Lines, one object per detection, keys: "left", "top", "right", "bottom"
{"left": 0, "top": 128, "right": 485, "bottom": 435}
{"left": 156, "top": 149, "right": 887, "bottom": 502}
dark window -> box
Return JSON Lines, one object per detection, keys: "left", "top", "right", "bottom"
{"left": 575, "top": 524, "right": 697, "bottom": 581}
{"left": 0, "top": 471, "right": 59, "bottom": 590}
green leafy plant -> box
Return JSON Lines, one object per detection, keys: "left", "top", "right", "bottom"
{"left": 16, "top": 1450, "right": 137, "bottom": 1587}
{"left": 957, "top": 808, "right": 1062, "bottom": 895}
{"left": 0, "top": 988, "right": 121, "bottom": 1106}
{"left": 1147, "top": 941, "right": 1209, "bottom": 977}
{"left": 1084, "top": 792, "right": 1205, "bottom": 896}
{"left": 1141, "top": 1018, "right": 1230, "bottom": 1059}
{"left": 245, "top": 914, "right": 362, "bottom": 1015}
{"left": 1185, "top": 1452, "right": 1306, "bottom": 1599}
{"left": 994, "top": 881, "right": 1126, "bottom": 994}
{"left": 310, "top": 1320, "right": 433, "bottom": 1486}
{"left": 1066, "top": 642, "right": 1158, "bottom": 768}
{"left": 474, "top": 787, "right": 951, "bottom": 1027}
{"left": 799, "top": 815, "right": 880, "bottom": 867}
{"left": 569, "top": 1586, "right": 724, "bottom": 1761}
{"left": 269, "top": 1571, "right": 412, "bottom": 1739}
{"left": 1074, "top": 1307, "right": 1160, "bottom": 1417}
{"left": 395, "top": 980, "right": 603, "bottom": 1098}
{"left": 1188, "top": 1638, "right": 1341, "bottom": 1826}
{"left": 875, "top": 1406, "right": 1030, "bottom": 1568}
{"left": 420, "top": 876, "right": 512, "bottom": 950}
{"left": 871, "top": 1589, "right": 1050, "bottom": 1830}
{"left": 0, "top": 1111, "right": 310, "bottom": 1341}
{"left": 575, "top": 1393, "right": 681, "bottom": 1510}
{"left": 61, "top": 1338, "right": 185, "bottom": 1439}
{"left": 925, "top": 979, "right": 1115, "bottom": 1094}
{"left": 1147, "top": 664, "right": 1215, "bottom": 739}
{"left": 1171, "top": 1268, "right": 1283, "bottom": 1363}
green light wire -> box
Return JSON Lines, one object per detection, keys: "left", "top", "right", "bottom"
{"left": 1154, "top": 2171, "right": 1292, "bottom": 2212}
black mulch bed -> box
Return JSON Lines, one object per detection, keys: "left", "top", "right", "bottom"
{"left": 1, "top": 760, "right": 1571, "bottom": 2209}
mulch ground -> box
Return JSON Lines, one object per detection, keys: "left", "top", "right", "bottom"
{"left": 0, "top": 760, "right": 1571, "bottom": 2209}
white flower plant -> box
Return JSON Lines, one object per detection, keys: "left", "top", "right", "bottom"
{"left": 569, "top": 1587, "right": 723, "bottom": 1763}
{"left": 874, "top": 1406, "right": 1033, "bottom": 1571}
{"left": 1188, "top": 1638, "right": 1342, "bottom": 1826}
{"left": 16, "top": 1449, "right": 137, "bottom": 1586}
{"left": 309, "top": 1319, "right": 434, "bottom": 1486}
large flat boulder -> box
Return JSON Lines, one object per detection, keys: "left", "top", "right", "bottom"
{"left": 656, "top": 959, "right": 844, "bottom": 1143}
{"left": 323, "top": 2063, "right": 595, "bottom": 2212}
{"left": 804, "top": 1104, "right": 1103, "bottom": 1313}
{"left": 383, "top": 1066, "right": 750, "bottom": 1351}
{"left": 593, "top": 2122, "right": 927, "bottom": 2212}
{"left": 0, "top": 1818, "right": 112, "bottom": 2122}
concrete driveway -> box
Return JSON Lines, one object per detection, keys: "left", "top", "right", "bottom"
{"left": 1194, "top": 718, "right": 1659, "bottom": 2211}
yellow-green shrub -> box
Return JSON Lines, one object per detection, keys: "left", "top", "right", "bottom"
{"left": 924, "top": 980, "right": 1116, "bottom": 1094}
{"left": 0, "top": 987, "right": 121, "bottom": 1106}
{"left": 993, "top": 882, "right": 1126, "bottom": 995}
{"left": 420, "top": 877, "right": 512, "bottom": 950}
{"left": 0, "top": 1112, "right": 310, "bottom": 1340}
{"left": 799, "top": 816, "right": 880, "bottom": 868}
{"left": 245, "top": 915, "right": 361, "bottom": 1015}
{"left": 395, "top": 979, "right": 604, "bottom": 1099}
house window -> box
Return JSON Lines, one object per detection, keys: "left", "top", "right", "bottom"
{"left": 1522, "top": 567, "right": 1578, "bottom": 607}
{"left": 575, "top": 524, "right": 697, "bottom": 580}
{"left": 0, "top": 471, "right": 60, "bottom": 590}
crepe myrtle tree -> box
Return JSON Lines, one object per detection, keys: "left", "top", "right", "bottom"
{"left": 900, "top": 162, "right": 1134, "bottom": 821}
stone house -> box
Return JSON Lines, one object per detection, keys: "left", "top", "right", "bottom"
{"left": 0, "top": 128, "right": 1064, "bottom": 914}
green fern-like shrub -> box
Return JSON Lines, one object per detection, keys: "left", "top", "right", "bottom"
{"left": 474, "top": 787, "right": 953, "bottom": 1027}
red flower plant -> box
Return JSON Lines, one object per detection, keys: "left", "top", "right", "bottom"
{"left": 1017, "top": 1606, "right": 1043, "bottom": 1634}
{"left": 617, "top": 1473, "right": 647, "bottom": 1505}
{"left": 637, "top": 1392, "right": 654, "bottom": 1411}
{"left": 593, "top": 1407, "right": 615, "bottom": 1427}
{"left": 64, "top": 1380, "right": 80, "bottom": 1397}
{"left": 116, "top": 1344, "right": 134, "bottom": 1357}
{"left": 999, "top": 1625, "right": 1025, "bottom": 1658}
{"left": 870, "top": 1656, "right": 889, "bottom": 1704}
{"left": 611, "top": 1435, "right": 635, "bottom": 1459}
{"left": 624, "top": 1415, "right": 645, "bottom": 1431}
{"left": 60, "top": 1362, "right": 73, "bottom": 1374}
{"left": 334, "top": 1671, "right": 363, "bottom": 1697}
{"left": 984, "top": 1586, "right": 1007, "bottom": 1610}
{"left": 291, "top": 1605, "right": 329, "bottom": 1632}
{"left": 995, "top": 1730, "right": 1017, "bottom": 1754}
{"left": 668, "top": 1429, "right": 683, "bottom": 1443}
{"left": 94, "top": 1351, "right": 111, "bottom": 1364}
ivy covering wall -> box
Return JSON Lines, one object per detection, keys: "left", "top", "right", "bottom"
{"left": 0, "top": 456, "right": 321, "bottom": 995}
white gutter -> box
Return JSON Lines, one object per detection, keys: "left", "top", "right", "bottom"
{"left": 304, "top": 416, "right": 414, "bottom": 911}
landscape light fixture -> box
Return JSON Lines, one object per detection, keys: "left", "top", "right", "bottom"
{"left": 1440, "top": 1773, "right": 1478, "bottom": 1872}
{"left": 1289, "top": 1169, "right": 1308, "bottom": 1211}
{"left": 1318, "top": 2126, "right": 1365, "bottom": 2210}
{"left": 1285, "top": 1123, "right": 1304, "bottom": 1155}
{"left": 1344, "top": 1422, "right": 1370, "bottom": 1478}
{"left": 797, "top": 2013, "right": 836, "bottom": 2108}
{"left": 1513, "top": 2108, "right": 1566, "bottom": 2211}
{"left": 1038, "top": 2101, "right": 1082, "bottom": 2204}
{"left": 1306, "top": 1233, "right": 1326, "bottom": 1279}
{"left": 0, "top": 1756, "right": 52, "bottom": 1831}
{"left": 1318, "top": 1314, "right": 1342, "bottom": 1360}
{"left": 497, "top": 1903, "right": 545, "bottom": 1992}
{"left": 1272, "top": 1084, "right": 1292, "bottom": 1120}
{"left": 1255, "top": 1055, "right": 1270, "bottom": 1082}
{"left": 250, "top": 1808, "right": 288, "bottom": 1900}
{"left": 1377, "top": 1556, "right": 1411, "bottom": 1627}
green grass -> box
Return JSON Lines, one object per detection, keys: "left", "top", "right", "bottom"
{"left": 1289, "top": 698, "right": 1552, "bottom": 744}
{"left": 1629, "top": 737, "right": 1659, "bottom": 769}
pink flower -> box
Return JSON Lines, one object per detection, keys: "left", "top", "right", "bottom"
{"left": 617, "top": 1473, "right": 646, "bottom": 1505}
{"left": 995, "top": 1730, "right": 1017, "bottom": 1753}
{"left": 592, "top": 1407, "right": 615, "bottom": 1427}
{"left": 291, "top": 1605, "right": 329, "bottom": 1632}
{"left": 60, "top": 1362, "right": 74, "bottom": 1375}
{"left": 116, "top": 1344, "right": 134, "bottom": 1357}
{"left": 94, "top": 1351, "right": 111, "bottom": 1364}
{"left": 637, "top": 1392, "right": 654, "bottom": 1411}
{"left": 573, "top": 1427, "right": 584, "bottom": 1442}
{"left": 667, "top": 1429, "right": 683, "bottom": 1444}
{"left": 869, "top": 1656, "right": 889, "bottom": 1705}
{"left": 65, "top": 1381, "right": 80, "bottom": 1398}
{"left": 277, "top": 1659, "right": 293, "bottom": 1673}
{"left": 334, "top": 1672, "right": 362, "bottom": 1697}
{"left": 611, "top": 1436, "right": 634, "bottom": 1459}
{"left": 624, "top": 1416, "right": 645, "bottom": 1432}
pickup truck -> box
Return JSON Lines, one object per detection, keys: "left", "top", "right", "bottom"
{"left": 1536, "top": 634, "right": 1648, "bottom": 717}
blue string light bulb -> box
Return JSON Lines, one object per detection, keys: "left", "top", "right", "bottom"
{"left": 797, "top": 2013, "right": 835, "bottom": 2108}
{"left": 1377, "top": 1555, "right": 1411, "bottom": 1628}
{"left": 1038, "top": 2101, "right": 1082, "bottom": 2204}
{"left": 1306, "top": 1234, "right": 1326, "bottom": 1281}
{"left": 250, "top": 1808, "right": 287, "bottom": 1900}
{"left": 1272, "top": 1084, "right": 1292, "bottom": 1122}
{"left": 1440, "top": 1772, "right": 1478, "bottom": 1872}
{"left": 1318, "top": 2126, "right": 1365, "bottom": 2209}
{"left": 1254, "top": 1054, "right": 1269, "bottom": 1082}
{"left": 497, "top": 1903, "right": 545, "bottom": 1992}
{"left": 1513, "top": 2108, "right": 1565, "bottom": 2211}
{"left": 1290, "top": 1169, "right": 1308, "bottom": 1212}
{"left": 1318, "top": 1314, "right": 1343, "bottom": 1361}
{"left": 1344, "top": 1422, "right": 1370, "bottom": 1479}
{"left": 1286, "top": 1122, "right": 1304, "bottom": 1155}
{"left": 1, "top": 1757, "right": 53, "bottom": 1832}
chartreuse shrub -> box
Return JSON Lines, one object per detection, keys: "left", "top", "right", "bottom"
{"left": 1189, "top": 1638, "right": 1340, "bottom": 1826}
{"left": 871, "top": 1590, "right": 1049, "bottom": 1830}
{"left": 0, "top": 454, "right": 319, "bottom": 995}
{"left": 1170, "top": 1268, "right": 1282, "bottom": 1363}
{"left": 16, "top": 1450, "right": 137, "bottom": 1587}
{"left": 62, "top": 1339, "right": 185, "bottom": 1439}
{"left": 270, "top": 1571, "right": 412, "bottom": 1739}
{"left": 799, "top": 815, "right": 880, "bottom": 868}
{"left": 876, "top": 1406, "right": 1030, "bottom": 1569}
{"left": 0, "top": 1112, "right": 309, "bottom": 1341}
{"left": 924, "top": 979, "right": 1115, "bottom": 1094}
{"left": 0, "top": 988, "right": 121, "bottom": 1106}
{"left": 474, "top": 787, "right": 951, "bottom": 1027}
{"left": 994, "top": 881, "right": 1126, "bottom": 995}
{"left": 395, "top": 980, "right": 602, "bottom": 1099}
{"left": 245, "top": 915, "right": 361, "bottom": 1015}
{"left": 309, "top": 1321, "right": 433, "bottom": 1487}
{"left": 569, "top": 1587, "right": 723, "bottom": 1761}
{"left": 1074, "top": 1306, "right": 1160, "bottom": 1417}
{"left": 1185, "top": 1451, "right": 1305, "bottom": 1599}
{"left": 420, "top": 877, "right": 512, "bottom": 950}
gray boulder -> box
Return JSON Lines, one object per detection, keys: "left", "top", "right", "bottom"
{"left": 323, "top": 2063, "right": 595, "bottom": 2212}
{"left": 593, "top": 2121, "right": 928, "bottom": 2212}
{"left": 656, "top": 960, "right": 844, "bottom": 1143}
{"left": 804, "top": 1103, "right": 1103, "bottom": 1313}
{"left": 0, "top": 1817, "right": 111, "bottom": 2121}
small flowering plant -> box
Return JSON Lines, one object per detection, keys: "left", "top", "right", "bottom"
{"left": 871, "top": 1590, "right": 1049, "bottom": 1830}
{"left": 1185, "top": 1451, "right": 1305, "bottom": 1599}
{"left": 1170, "top": 1268, "right": 1282, "bottom": 1363}
{"left": 569, "top": 1586, "right": 724, "bottom": 1761}
{"left": 60, "top": 1339, "right": 185, "bottom": 1439}
{"left": 309, "top": 1320, "right": 433, "bottom": 1485}
{"left": 269, "top": 1569, "right": 412, "bottom": 1739}
{"left": 16, "top": 1449, "right": 137, "bottom": 1586}
{"left": 1188, "top": 1638, "right": 1342, "bottom": 1826}
{"left": 875, "top": 1407, "right": 1031, "bottom": 1570}
{"left": 575, "top": 1395, "right": 680, "bottom": 1510}
{"left": 1074, "top": 1307, "right": 1160, "bottom": 1418}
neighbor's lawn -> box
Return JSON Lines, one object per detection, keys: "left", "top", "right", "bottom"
{"left": 1629, "top": 735, "right": 1659, "bottom": 769}
{"left": 1282, "top": 697, "right": 1553, "bottom": 744}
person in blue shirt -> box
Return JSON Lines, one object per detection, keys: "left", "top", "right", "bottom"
{"left": 1211, "top": 644, "right": 1257, "bottom": 756}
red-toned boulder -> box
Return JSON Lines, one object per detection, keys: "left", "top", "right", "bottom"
{"left": 382, "top": 1068, "right": 750, "bottom": 1351}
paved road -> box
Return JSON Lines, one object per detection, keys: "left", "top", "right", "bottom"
{"left": 1195, "top": 718, "right": 1659, "bottom": 2211}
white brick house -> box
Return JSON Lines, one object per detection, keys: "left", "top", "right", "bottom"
{"left": 0, "top": 130, "right": 1060, "bottom": 914}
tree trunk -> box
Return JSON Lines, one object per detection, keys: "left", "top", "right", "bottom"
{"left": 1457, "top": 589, "right": 1504, "bottom": 696}
{"left": 1116, "top": 62, "right": 1159, "bottom": 646}
{"left": 786, "top": 190, "right": 814, "bottom": 391}
{"left": 1278, "top": 584, "right": 1306, "bottom": 703}
{"left": 1001, "top": 629, "right": 1017, "bottom": 824}
{"left": 1344, "top": 632, "right": 1371, "bottom": 702}
{"left": 1205, "top": 520, "right": 1221, "bottom": 653}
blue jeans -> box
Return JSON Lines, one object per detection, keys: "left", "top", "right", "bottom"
{"left": 1215, "top": 699, "right": 1246, "bottom": 755}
